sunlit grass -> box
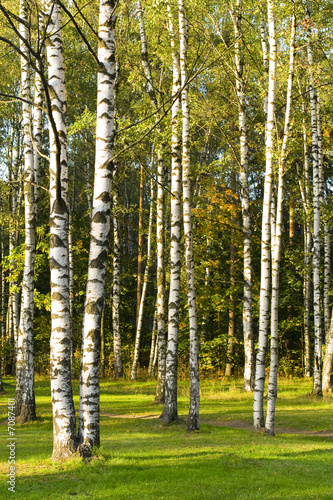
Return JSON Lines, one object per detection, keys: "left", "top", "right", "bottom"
{"left": 1, "top": 376, "right": 333, "bottom": 499}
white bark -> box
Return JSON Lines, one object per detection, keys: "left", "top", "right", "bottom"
{"left": 317, "top": 101, "right": 331, "bottom": 343}
{"left": 135, "top": 0, "right": 166, "bottom": 401}
{"left": 15, "top": 0, "right": 37, "bottom": 423}
{"left": 323, "top": 311, "right": 333, "bottom": 392}
{"left": 155, "top": 148, "right": 166, "bottom": 402}
{"left": 231, "top": 0, "right": 254, "bottom": 391}
{"left": 112, "top": 164, "right": 123, "bottom": 378}
{"left": 297, "top": 80, "right": 312, "bottom": 378}
{"left": 178, "top": 0, "right": 199, "bottom": 431}
{"left": 265, "top": 10, "right": 296, "bottom": 435}
{"left": 148, "top": 308, "right": 157, "bottom": 377}
{"left": 307, "top": 15, "right": 322, "bottom": 396}
{"left": 161, "top": 1, "right": 182, "bottom": 424}
{"left": 131, "top": 174, "right": 154, "bottom": 380}
{"left": 43, "top": 0, "right": 77, "bottom": 459}
{"left": 253, "top": 0, "right": 276, "bottom": 430}
{"left": 79, "top": 0, "right": 116, "bottom": 450}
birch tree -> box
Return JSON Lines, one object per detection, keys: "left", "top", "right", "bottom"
{"left": 79, "top": 0, "right": 117, "bottom": 451}
{"left": 306, "top": 8, "right": 322, "bottom": 396}
{"left": 43, "top": 0, "right": 77, "bottom": 459}
{"left": 265, "top": 8, "right": 296, "bottom": 435}
{"left": 15, "top": 0, "right": 37, "bottom": 423}
{"left": 230, "top": 0, "right": 254, "bottom": 391}
{"left": 136, "top": 0, "right": 166, "bottom": 400}
{"left": 112, "top": 163, "right": 123, "bottom": 378}
{"left": 298, "top": 79, "right": 312, "bottom": 378}
{"left": 161, "top": 1, "right": 182, "bottom": 424}
{"left": 131, "top": 173, "right": 154, "bottom": 380}
{"left": 253, "top": 0, "right": 276, "bottom": 430}
{"left": 179, "top": 0, "right": 199, "bottom": 431}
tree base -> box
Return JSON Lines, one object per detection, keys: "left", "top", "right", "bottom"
{"left": 52, "top": 439, "right": 77, "bottom": 461}
{"left": 18, "top": 404, "right": 37, "bottom": 424}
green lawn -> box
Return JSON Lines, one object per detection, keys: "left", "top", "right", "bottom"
{"left": 1, "top": 376, "right": 333, "bottom": 499}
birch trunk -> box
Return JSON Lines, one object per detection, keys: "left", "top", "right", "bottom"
{"left": 265, "top": 10, "right": 295, "bottom": 435}
{"left": 1, "top": 239, "right": 5, "bottom": 382}
{"left": 15, "top": 0, "right": 37, "bottom": 423}
{"left": 253, "top": 0, "right": 276, "bottom": 430}
{"left": 43, "top": 0, "right": 77, "bottom": 459}
{"left": 136, "top": 0, "right": 166, "bottom": 401}
{"left": 225, "top": 172, "right": 236, "bottom": 378}
{"left": 155, "top": 148, "right": 166, "bottom": 402}
{"left": 317, "top": 101, "right": 330, "bottom": 343}
{"left": 297, "top": 81, "right": 312, "bottom": 377}
{"left": 178, "top": 0, "right": 199, "bottom": 431}
{"left": 323, "top": 311, "right": 333, "bottom": 392}
{"left": 148, "top": 308, "right": 157, "bottom": 377}
{"left": 136, "top": 164, "right": 144, "bottom": 326}
{"left": 79, "top": 0, "right": 117, "bottom": 450}
{"left": 307, "top": 15, "right": 322, "bottom": 396}
{"left": 131, "top": 175, "right": 154, "bottom": 380}
{"left": 112, "top": 164, "right": 123, "bottom": 378}
{"left": 161, "top": 2, "right": 182, "bottom": 424}
{"left": 231, "top": 0, "right": 254, "bottom": 391}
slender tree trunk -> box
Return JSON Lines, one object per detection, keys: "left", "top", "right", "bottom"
{"left": 297, "top": 80, "right": 312, "bottom": 378}
{"left": 179, "top": 0, "right": 199, "bottom": 431}
{"left": 253, "top": 0, "right": 276, "bottom": 430}
{"left": 136, "top": 0, "right": 166, "bottom": 400}
{"left": 79, "top": 0, "right": 117, "bottom": 451}
{"left": 161, "top": 2, "right": 182, "bottom": 424}
{"left": 15, "top": 0, "right": 37, "bottom": 423}
{"left": 323, "top": 311, "right": 333, "bottom": 392}
{"left": 225, "top": 174, "right": 236, "bottom": 378}
{"left": 100, "top": 302, "right": 105, "bottom": 378}
{"left": 148, "top": 308, "right": 157, "bottom": 377}
{"left": 231, "top": 0, "right": 254, "bottom": 391}
{"left": 43, "top": 0, "right": 77, "bottom": 459}
{"left": 112, "top": 164, "right": 123, "bottom": 378}
{"left": 131, "top": 174, "right": 154, "bottom": 380}
{"left": 155, "top": 148, "right": 166, "bottom": 402}
{"left": 265, "top": 9, "right": 295, "bottom": 435}
{"left": 316, "top": 100, "right": 331, "bottom": 344}
{"left": 136, "top": 163, "right": 144, "bottom": 326}
{"left": 1, "top": 239, "right": 5, "bottom": 385}
{"left": 307, "top": 13, "right": 322, "bottom": 396}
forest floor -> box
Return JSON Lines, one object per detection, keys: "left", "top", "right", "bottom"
{"left": 0, "top": 376, "right": 333, "bottom": 499}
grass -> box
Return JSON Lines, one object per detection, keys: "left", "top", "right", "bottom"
{"left": 1, "top": 376, "right": 333, "bottom": 499}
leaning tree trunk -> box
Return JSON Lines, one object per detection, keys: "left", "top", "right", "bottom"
{"left": 43, "top": 0, "right": 77, "bottom": 459}
{"left": 253, "top": 0, "right": 276, "bottom": 430}
{"left": 131, "top": 174, "right": 154, "bottom": 380}
{"left": 307, "top": 13, "right": 322, "bottom": 396}
{"left": 15, "top": 0, "right": 37, "bottom": 424}
{"left": 265, "top": 9, "right": 295, "bottom": 436}
{"left": 79, "top": 0, "right": 117, "bottom": 451}
{"left": 161, "top": 1, "right": 182, "bottom": 424}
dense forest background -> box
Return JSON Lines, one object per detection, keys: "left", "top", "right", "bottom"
{"left": 0, "top": 0, "right": 333, "bottom": 454}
